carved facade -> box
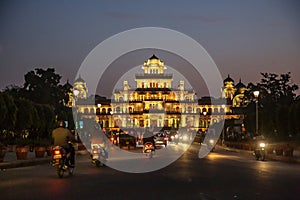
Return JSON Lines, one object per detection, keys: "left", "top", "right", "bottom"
{"left": 72, "top": 55, "right": 247, "bottom": 133}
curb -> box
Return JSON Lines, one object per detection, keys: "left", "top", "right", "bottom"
{"left": 0, "top": 157, "right": 51, "bottom": 170}
{"left": 0, "top": 150, "right": 89, "bottom": 170}
{"left": 217, "top": 145, "right": 300, "bottom": 164}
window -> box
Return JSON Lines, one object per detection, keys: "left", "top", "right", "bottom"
{"left": 96, "top": 108, "right": 100, "bottom": 115}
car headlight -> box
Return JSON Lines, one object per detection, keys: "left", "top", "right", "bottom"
{"left": 259, "top": 142, "right": 266, "bottom": 148}
{"left": 209, "top": 139, "right": 214, "bottom": 144}
{"left": 171, "top": 136, "right": 174, "bottom": 140}
{"left": 183, "top": 135, "right": 188, "bottom": 141}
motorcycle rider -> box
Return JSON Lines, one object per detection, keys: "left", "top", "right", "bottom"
{"left": 142, "top": 130, "right": 156, "bottom": 150}
{"left": 52, "top": 121, "right": 75, "bottom": 167}
{"left": 253, "top": 135, "right": 266, "bottom": 148}
{"left": 90, "top": 123, "right": 108, "bottom": 159}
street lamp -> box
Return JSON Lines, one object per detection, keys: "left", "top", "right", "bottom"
{"left": 203, "top": 111, "right": 207, "bottom": 130}
{"left": 73, "top": 89, "right": 79, "bottom": 140}
{"left": 253, "top": 90, "right": 260, "bottom": 136}
{"left": 73, "top": 89, "right": 79, "bottom": 101}
{"left": 97, "top": 104, "right": 101, "bottom": 124}
{"left": 221, "top": 104, "right": 226, "bottom": 146}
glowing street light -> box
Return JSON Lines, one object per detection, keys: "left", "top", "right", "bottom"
{"left": 253, "top": 90, "right": 260, "bottom": 135}
{"left": 221, "top": 104, "right": 226, "bottom": 146}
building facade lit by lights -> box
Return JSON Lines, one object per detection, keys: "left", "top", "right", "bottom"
{"left": 73, "top": 55, "right": 247, "bottom": 133}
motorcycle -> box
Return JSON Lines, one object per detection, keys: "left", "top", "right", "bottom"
{"left": 254, "top": 141, "right": 266, "bottom": 161}
{"left": 202, "top": 139, "right": 215, "bottom": 152}
{"left": 208, "top": 139, "right": 215, "bottom": 152}
{"left": 91, "top": 144, "right": 107, "bottom": 167}
{"left": 143, "top": 142, "right": 155, "bottom": 158}
{"left": 51, "top": 142, "right": 74, "bottom": 178}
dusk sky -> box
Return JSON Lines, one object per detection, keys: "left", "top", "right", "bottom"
{"left": 1, "top": 0, "right": 299, "bottom": 97}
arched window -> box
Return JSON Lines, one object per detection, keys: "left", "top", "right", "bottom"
{"left": 84, "top": 108, "right": 89, "bottom": 114}
{"left": 102, "top": 108, "right": 106, "bottom": 114}
{"left": 96, "top": 108, "right": 100, "bottom": 115}
{"left": 214, "top": 108, "right": 219, "bottom": 113}
{"left": 208, "top": 108, "right": 212, "bottom": 114}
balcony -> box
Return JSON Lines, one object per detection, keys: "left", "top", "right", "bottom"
{"left": 135, "top": 73, "right": 173, "bottom": 79}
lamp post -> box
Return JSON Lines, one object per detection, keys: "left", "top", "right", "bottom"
{"left": 73, "top": 89, "right": 79, "bottom": 140}
{"left": 203, "top": 111, "right": 207, "bottom": 131}
{"left": 221, "top": 104, "right": 226, "bottom": 146}
{"left": 97, "top": 103, "right": 101, "bottom": 125}
{"left": 253, "top": 90, "right": 260, "bottom": 136}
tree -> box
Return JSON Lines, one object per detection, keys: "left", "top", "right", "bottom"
{"left": 0, "top": 92, "right": 18, "bottom": 132}
{"left": 14, "top": 98, "right": 39, "bottom": 138}
{"left": 34, "top": 103, "right": 55, "bottom": 139}
{"left": 22, "top": 68, "right": 71, "bottom": 120}
{"left": 245, "top": 72, "right": 299, "bottom": 137}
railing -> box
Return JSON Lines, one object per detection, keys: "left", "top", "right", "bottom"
{"left": 135, "top": 73, "right": 173, "bottom": 79}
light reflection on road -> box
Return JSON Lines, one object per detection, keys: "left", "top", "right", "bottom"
{"left": 206, "top": 153, "right": 240, "bottom": 161}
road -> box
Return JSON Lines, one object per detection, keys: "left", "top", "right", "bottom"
{"left": 1, "top": 144, "right": 299, "bottom": 200}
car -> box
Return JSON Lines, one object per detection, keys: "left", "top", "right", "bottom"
{"left": 154, "top": 132, "right": 168, "bottom": 147}
{"left": 168, "top": 131, "right": 179, "bottom": 144}
{"left": 193, "top": 132, "right": 203, "bottom": 144}
{"left": 118, "top": 133, "right": 136, "bottom": 149}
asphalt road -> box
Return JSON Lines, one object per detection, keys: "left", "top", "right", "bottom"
{"left": 1, "top": 144, "right": 299, "bottom": 200}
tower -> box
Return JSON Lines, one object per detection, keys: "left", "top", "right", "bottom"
{"left": 73, "top": 75, "right": 88, "bottom": 99}
{"left": 222, "top": 74, "right": 236, "bottom": 100}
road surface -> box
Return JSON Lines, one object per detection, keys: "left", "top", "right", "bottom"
{"left": 1, "top": 144, "right": 299, "bottom": 200}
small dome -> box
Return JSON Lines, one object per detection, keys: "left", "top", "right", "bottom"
{"left": 235, "top": 79, "right": 246, "bottom": 89}
{"left": 224, "top": 74, "right": 234, "bottom": 83}
{"left": 75, "top": 75, "right": 85, "bottom": 83}
{"left": 63, "top": 80, "right": 73, "bottom": 89}
{"left": 149, "top": 54, "right": 159, "bottom": 60}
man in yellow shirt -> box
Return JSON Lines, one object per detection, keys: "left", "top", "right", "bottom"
{"left": 52, "top": 121, "right": 75, "bottom": 166}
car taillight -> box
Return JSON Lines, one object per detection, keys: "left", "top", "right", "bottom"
{"left": 54, "top": 150, "right": 61, "bottom": 155}
{"left": 111, "top": 137, "right": 114, "bottom": 141}
{"left": 92, "top": 149, "right": 98, "bottom": 154}
{"left": 164, "top": 137, "right": 168, "bottom": 141}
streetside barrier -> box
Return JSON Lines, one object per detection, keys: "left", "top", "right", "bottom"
{"left": 224, "top": 141, "right": 295, "bottom": 157}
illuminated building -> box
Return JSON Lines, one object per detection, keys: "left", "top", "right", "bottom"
{"left": 73, "top": 55, "right": 247, "bottom": 133}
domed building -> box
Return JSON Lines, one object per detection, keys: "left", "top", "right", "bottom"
{"left": 233, "top": 79, "right": 248, "bottom": 107}
{"left": 62, "top": 80, "right": 75, "bottom": 107}
{"left": 222, "top": 74, "right": 236, "bottom": 100}
{"left": 73, "top": 75, "right": 88, "bottom": 100}
{"left": 71, "top": 55, "right": 246, "bottom": 137}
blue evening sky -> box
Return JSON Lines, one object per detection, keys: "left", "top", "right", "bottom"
{"left": 0, "top": 0, "right": 299, "bottom": 97}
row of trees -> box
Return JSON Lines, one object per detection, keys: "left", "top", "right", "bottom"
{"left": 0, "top": 68, "right": 73, "bottom": 145}
{"left": 1, "top": 67, "right": 299, "bottom": 144}
{"left": 244, "top": 72, "right": 300, "bottom": 139}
